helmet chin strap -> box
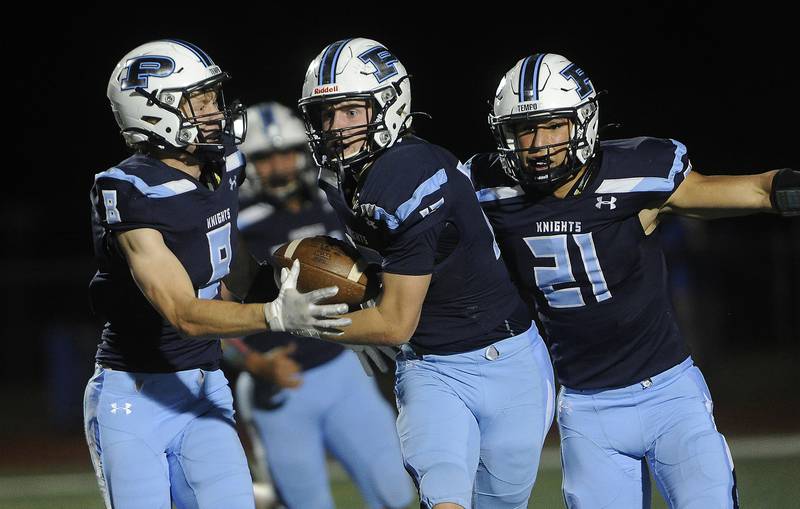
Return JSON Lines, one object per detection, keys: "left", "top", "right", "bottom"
{"left": 567, "top": 157, "right": 598, "bottom": 197}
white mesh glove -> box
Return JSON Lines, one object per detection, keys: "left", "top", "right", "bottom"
{"left": 264, "top": 260, "right": 351, "bottom": 338}
{"left": 345, "top": 344, "right": 399, "bottom": 377}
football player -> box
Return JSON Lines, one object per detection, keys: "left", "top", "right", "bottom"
{"left": 85, "top": 40, "right": 350, "bottom": 509}
{"left": 224, "top": 102, "right": 412, "bottom": 509}
{"left": 468, "top": 53, "right": 800, "bottom": 508}
{"left": 297, "top": 38, "right": 556, "bottom": 509}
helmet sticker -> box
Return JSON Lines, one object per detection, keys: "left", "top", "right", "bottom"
{"left": 121, "top": 56, "right": 175, "bottom": 90}
{"left": 559, "top": 64, "right": 594, "bottom": 99}
{"left": 358, "top": 46, "right": 399, "bottom": 83}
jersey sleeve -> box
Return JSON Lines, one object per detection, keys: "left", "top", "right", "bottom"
{"left": 595, "top": 137, "right": 692, "bottom": 208}
{"left": 92, "top": 167, "right": 194, "bottom": 233}
{"left": 223, "top": 145, "right": 247, "bottom": 186}
{"left": 363, "top": 144, "right": 453, "bottom": 239}
{"left": 359, "top": 143, "right": 455, "bottom": 274}
{"left": 380, "top": 219, "right": 444, "bottom": 275}
{"left": 93, "top": 168, "right": 156, "bottom": 232}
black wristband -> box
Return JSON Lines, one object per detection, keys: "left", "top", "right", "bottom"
{"left": 770, "top": 168, "right": 800, "bottom": 217}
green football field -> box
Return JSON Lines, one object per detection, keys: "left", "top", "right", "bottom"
{"left": 1, "top": 437, "right": 797, "bottom": 508}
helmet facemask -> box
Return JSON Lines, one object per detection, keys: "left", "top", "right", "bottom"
{"left": 490, "top": 99, "right": 598, "bottom": 191}
{"left": 131, "top": 73, "right": 247, "bottom": 156}
{"left": 299, "top": 77, "right": 408, "bottom": 177}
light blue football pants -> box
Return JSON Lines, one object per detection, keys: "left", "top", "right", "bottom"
{"left": 558, "top": 356, "right": 738, "bottom": 509}
{"left": 240, "top": 351, "right": 413, "bottom": 509}
{"left": 83, "top": 365, "right": 254, "bottom": 509}
{"left": 395, "top": 325, "right": 556, "bottom": 509}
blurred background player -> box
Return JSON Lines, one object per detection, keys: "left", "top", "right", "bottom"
{"left": 469, "top": 52, "right": 800, "bottom": 508}
{"left": 86, "top": 40, "right": 350, "bottom": 509}
{"left": 224, "top": 102, "right": 413, "bottom": 509}
{"left": 298, "top": 38, "right": 555, "bottom": 509}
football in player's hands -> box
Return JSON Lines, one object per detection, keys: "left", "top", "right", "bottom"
{"left": 272, "top": 236, "right": 380, "bottom": 306}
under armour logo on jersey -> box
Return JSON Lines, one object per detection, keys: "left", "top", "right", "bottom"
{"left": 358, "top": 46, "right": 399, "bottom": 83}
{"left": 596, "top": 196, "right": 617, "bottom": 210}
{"left": 229, "top": 177, "right": 237, "bottom": 190}
{"left": 121, "top": 56, "right": 175, "bottom": 90}
{"left": 110, "top": 402, "right": 132, "bottom": 415}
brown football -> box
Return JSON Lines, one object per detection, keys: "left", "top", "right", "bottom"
{"left": 272, "top": 236, "right": 379, "bottom": 306}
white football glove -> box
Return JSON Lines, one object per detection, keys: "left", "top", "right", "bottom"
{"left": 264, "top": 260, "right": 351, "bottom": 338}
{"left": 345, "top": 344, "right": 399, "bottom": 377}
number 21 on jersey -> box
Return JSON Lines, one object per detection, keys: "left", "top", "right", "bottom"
{"left": 525, "top": 233, "right": 611, "bottom": 308}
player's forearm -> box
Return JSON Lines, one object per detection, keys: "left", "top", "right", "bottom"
{"left": 664, "top": 171, "right": 776, "bottom": 219}
{"left": 328, "top": 306, "right": 411, "bottom": 346}
{"left": 174, "top": 299, "right": 267, "bottom": 340}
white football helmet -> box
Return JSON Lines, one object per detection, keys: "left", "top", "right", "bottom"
{"left": 107, "top": 39, "right": 246, "bottom": 153}
{"left": 489, "top": 53, "right": 599, "bottom": 189}
{"left": 238, "top": 102, "right": 314, "bottom": 201}
{"left": 298, "top": 38, "right": 412, "bottom": 174}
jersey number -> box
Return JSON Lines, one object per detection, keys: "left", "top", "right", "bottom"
{"left": 525, "top": 233, "right": 611, "bottom": 308}
{"left": 206, "top": 223, "right": 232, "bottom": 285}
{"left": 102, "top": 190, "right": 121, "bottom": 224}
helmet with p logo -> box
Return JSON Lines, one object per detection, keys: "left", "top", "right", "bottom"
{"left": 107, "top": 39, "right": 246, "bottom": 152}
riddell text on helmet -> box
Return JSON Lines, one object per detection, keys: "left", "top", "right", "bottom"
{"left": 313, "top": 85, "right": 339, "bottom": 95}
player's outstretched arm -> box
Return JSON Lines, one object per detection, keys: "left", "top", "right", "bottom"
{"left": 325, "top": 272, "right": 431, "bottom": 347}
{"left": 659, "top": 169, "right": 798, "bottom": 219}
{"left": 117, "top": 229, "right": 350, "bottom": 340}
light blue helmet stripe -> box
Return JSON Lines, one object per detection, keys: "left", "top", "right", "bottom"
{"left": 318, "top": 38, "right": 352, "bottom": 85}
{"left": 518, "top": 56, "right": 531, "bottom": 103}
{"left": 531, "top": 53, "right": 545, "bottom": 100}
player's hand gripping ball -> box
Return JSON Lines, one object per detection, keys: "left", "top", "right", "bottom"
{"left": 272, "top": 236, "right": 380, "bottom": 306}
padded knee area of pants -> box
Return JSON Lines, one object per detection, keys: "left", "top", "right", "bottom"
{"left": 417, "top": 462, "right": 471, "bottom": 508}
{"left": 561, "top": 436, "right": 646, "bottom": 509}
{"left": 652, "top": 430, "right": 735, "bottom": 508}
{"left": 474, "top": 466, "right": 533, "bottom": 508}
{"left": 655, "top": 428, "right": 732, "bottom": 484}
{"left": 366, "top": 449, "right": 414, "bottom": 509}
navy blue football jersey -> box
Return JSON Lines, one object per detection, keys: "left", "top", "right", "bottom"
{"left": 237, "top": 189, "right": 346, "bottom": 372}
{"left": 470, "top": 137, "right": 692, "bottom": 389}
{"left": 319, "top": 136, "right": 531, "bottom": 354}
{"left": 89, "top": 145, "right": 246, "bottom": 372}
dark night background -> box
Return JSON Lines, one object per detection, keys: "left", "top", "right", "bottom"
{"left": 2, "top": 2, "right": 798, "bottom": 470}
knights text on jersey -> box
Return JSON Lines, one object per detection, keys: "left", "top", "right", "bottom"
{"left": 470, "top": 137, "right": 692, "bottom": 389}
{"left": 318, "top": 136, "right": 531, "bottom": 355}
{"left": 89, "top": 146, "right": 246, "bottom": 372}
